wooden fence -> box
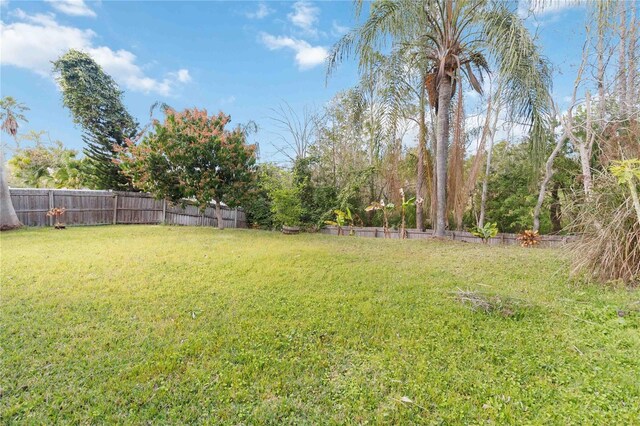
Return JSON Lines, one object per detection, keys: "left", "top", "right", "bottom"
{"left": 9, "top": 188, "right": 247, "bottom": 228}
{"left": 321, "top": 226, "right": 576, "bottom": 247}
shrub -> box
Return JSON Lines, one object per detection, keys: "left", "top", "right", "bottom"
{"left": 471, "top": 222, "right": 499, "bottom": 244}
{"left": 569, "top": 173, "right": 640, "bottom": 286}
{"left": 270, "top": 186, "right": 303, "bottom": 228}
{"left": 517, "top": 230, "right": 540, "bottom": 247}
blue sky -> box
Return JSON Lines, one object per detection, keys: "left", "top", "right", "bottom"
{"left": 1, "top": 0, "right": 590, "bottom": 163}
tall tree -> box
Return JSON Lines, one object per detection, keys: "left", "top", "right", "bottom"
{"left": 0, "top": 96, "right": 29, "bottom": 230}
{"left": 269, "top": 102, "right": 320, "bottom": 162}
{"left": 117, "top": 108, "right": 257, "bottom": 229}
{"left": 53, "top": 49, "right": 138, "bottom": 190}
{"left": 477, "top": 86, "right": 502, "bottom": 228}
{"left": 329, "top": 0, "right": 552, "bottom": 236}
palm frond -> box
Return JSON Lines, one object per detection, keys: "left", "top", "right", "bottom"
{"left": 481, "top": 4, "right": 553, "bottom": 164}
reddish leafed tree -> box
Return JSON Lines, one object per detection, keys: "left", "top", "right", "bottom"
{"left": 117, "top": 108, "right": 257, "bottom": 229}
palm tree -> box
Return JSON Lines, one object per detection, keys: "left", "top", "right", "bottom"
{"left": 0, "top": 96, "right": 29, "bottom": 230}
{"left": 351, "top": 47, "right": 433, "bottom": 225}
{"left": 328, "top": 0, "right": 552, "bottom": 236}
{"left": 384, "top": 46, "right": 435, "bottom": 230}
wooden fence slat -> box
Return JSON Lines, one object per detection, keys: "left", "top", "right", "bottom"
{"left": 113, "top": 195, "right": 118, "bottom": 225}
{"left": 48, "top": 190, "right": 54, "bottom": 226}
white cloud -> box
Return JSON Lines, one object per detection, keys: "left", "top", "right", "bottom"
{"left": 1, "top": 11, "right": 94, "bottom": 76}
{"left": 45, "top": 0, "right": 96, "bottom": 18}
{"left": 169, "top": 68, "right": 191, "bottom": 83}
{"left": 260, "top": 33, "right": 327, "bottom": 70}
{"left": 219, "top": 95, "right": 236, "bottom": 105}
{"left": 0, "top": 11, "right": 189, "bottom": 96}
{"left": 0, "top": 0, "right": 10, "bottom": 8}
{"left": 245, "top": 2, "right": 272, "bottom": 19}
{"left": 288, "top": 1, "right": 319, "bottom": 36}
{"left": 88, "top": 46, "right": 175, "bottom": 95}
{"left": 331, "top": 20, "right": 349, "bottom": 37}
{"left": 517, "top": 0, "right": 580, "bottom": 19}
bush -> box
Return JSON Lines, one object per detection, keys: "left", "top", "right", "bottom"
{"left": 569, "top": 173, "right": 640, "bottom": 286}
{"left": 471, "top": 222, "right": 499, "bottom": 244}
{"left": 270, "top": 186, "right": 303, "bottom": 228}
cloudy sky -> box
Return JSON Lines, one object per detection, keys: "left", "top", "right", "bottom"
{"left": 1, "top": 0, "right": 590, "bottom": 163}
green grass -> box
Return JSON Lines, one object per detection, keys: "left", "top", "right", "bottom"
{"left": 1, "top": 226, "right": 639, "bottom": 424}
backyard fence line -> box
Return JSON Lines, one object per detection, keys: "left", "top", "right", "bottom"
{"left": 320, "top": 226, "right": 577, "bottom": 247}
{"left": 9, "top": 188, "right": 247, "bottom": 229}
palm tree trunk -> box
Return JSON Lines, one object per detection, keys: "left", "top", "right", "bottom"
{"left": 429, "top": 121, "right": 438, "bottom": 227}
{"left": 435, "top": 75, "right": 452, "bottom": 237}
{"left": 416, "top": 83, "right": 427, "bottom": 231}
{"left": 0, "top": 149, "right": 21, "bottom": 231}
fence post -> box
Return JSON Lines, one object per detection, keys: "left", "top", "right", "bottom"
{"left": 162, "top": 199, "right": 167, "bottom": 224}
{"left": 113, "top": 195, "right": 118, "bottom": 225}
{"left": 234, "top": 208, "right": 238, "bottom": 228}
{"left": 48, "top": 190, "right": 54, "bottom": 227}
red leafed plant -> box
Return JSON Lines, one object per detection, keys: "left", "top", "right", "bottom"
{"left": 46, "top": 207, "right": 66, "bottom": 228}
{"left": 517, "top": 230, "right": 540, "bottom": 247}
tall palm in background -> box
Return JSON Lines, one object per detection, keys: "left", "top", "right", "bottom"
{"left": 0, "top": 96, "right": 29, "bottom": 230}
{"left": 328, "top": 0, "right": 552, "bottom": 236}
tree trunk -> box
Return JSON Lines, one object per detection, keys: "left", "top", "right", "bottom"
{"left": 626, "top": 0, "right": 637, "bottom": 118}
{"left": 596, "top": 4, "right": 606, "bottom": 123}
{"left": 617, "top": 0, "right": 627, "bottom": 109}
{"left": 478, "top": 95, "right": 502, "bottom": 228}
{"left": 478, "top": 123, "right": 496, "bottom": 229}
{"left": 416, "top": 83, "right": 427, "bottom": 231}
{"left": 533, "top": 133, "right": 564, "bottom": 232}
{"left": 215, "top": 202, "right": 224, "bottom": 230}
{"left": 578, "top": 144, "right": 592, "bottom": 195}
{"left": 550, "top": 181, "right": 562, "bottom": 233}
{"left": 0, "top": 149, "right": 22, "bottom": 231}
{"left": 464, "top": 91, "right": 495, "bottom": 229}
{"left": 429, "top": 122, "right": 438, "bottom": 227}
{"left": 435, "top": 75, "right": 452, "bottom": 237}
{"left": 582, "top": 91, "right": 594, "bottom": 195}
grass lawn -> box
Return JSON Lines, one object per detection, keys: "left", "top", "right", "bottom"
{"left": 1, "top": 226, "right": 639, "bottom": 424}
